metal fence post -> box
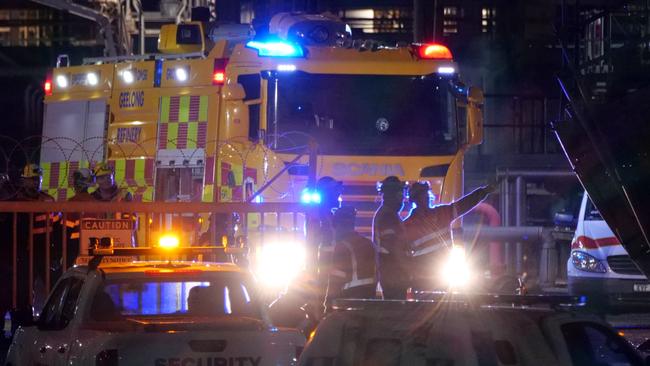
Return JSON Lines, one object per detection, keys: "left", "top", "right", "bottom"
{"left": 12, "top": 213, "right": 17, "bottom": 309}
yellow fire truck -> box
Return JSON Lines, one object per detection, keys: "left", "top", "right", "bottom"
{"left": 40, "top": 12, "right": 483, "bottom": 240}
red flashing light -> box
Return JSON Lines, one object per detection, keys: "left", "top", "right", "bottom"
{"left": 416, "top": 43, "right": 453, "bottom": 60}
{"left": 44, "top": 80, "right": 52, "bottom": 95}
{"left": 213, "top": 72, "right": 225, "bottom": 84}
{"left": 212, "top": 58, "right": 228, "bottom": 85}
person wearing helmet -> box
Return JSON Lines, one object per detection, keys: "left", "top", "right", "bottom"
{"left": 91, "top": 162, "right": 133, "bottom": 203}
{"left": 325, "top": 206, "right": 376, "bottom": 310}
{"left": 403, "top": 181, "right": 495, "bottom": 291}
{"left": 70, "top": 168, "right": 95, "bottom": 202}
{"left": 91, "top": 162, "right": 136, "bottom": 246}
{"left": 15, "top": 163, "right": 54, "bottom": 202}
{"left": 372, "top": 176, "right": 409, "bottom": 299}
{"left": 15, "top": 164, "right": 58, "bottom": 315}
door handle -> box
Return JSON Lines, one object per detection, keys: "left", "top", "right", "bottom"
{"left": 39, "top": 346, "right": 47, "bottom": 353}
{"left": 58, "top": 345, "right": 67, "bottom": 353}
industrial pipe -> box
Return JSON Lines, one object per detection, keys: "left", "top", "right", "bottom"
{"left": 461, "top": 225, "right": 544, "bottom": 243}
{"left": 472, "top": 202, "right": 503, "bottom": 275}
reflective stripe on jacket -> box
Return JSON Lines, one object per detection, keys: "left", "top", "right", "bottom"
{"left": 330, "top": 232, "right": 376, "bottom": 290}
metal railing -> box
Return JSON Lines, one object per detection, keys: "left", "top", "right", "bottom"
{"left": 0, "top": 201, "right": 316, "bottom": 311}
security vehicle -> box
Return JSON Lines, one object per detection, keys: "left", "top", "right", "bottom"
{"left": 568, "top": 192, "right": 650, "bottom": 304}
{"left": 4, "top": 241, "right": 305, "bottom": 366}
{"left": 299, "top": 294, "right": 646, "bottom": 366}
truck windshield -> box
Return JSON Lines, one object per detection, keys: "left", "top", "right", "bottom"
{"left": 267, "top": 72, "right": 458, "bottom": 156}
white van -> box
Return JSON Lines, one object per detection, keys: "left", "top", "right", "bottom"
{"left": 567, "top": 192, "right": 650, "bottom": 303}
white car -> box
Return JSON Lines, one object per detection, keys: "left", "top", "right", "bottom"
{"left": 568, "top": 192, "right": 650, "bottom": 304}
{"left": 5, "top": 258, "right": 305, "bottom": 365}
{"left": 300, "top": 296, "right": 646, "bottom": 365}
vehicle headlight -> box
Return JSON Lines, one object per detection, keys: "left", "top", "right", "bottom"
{"left": 440, "top": 245, "right": 471, "bottom": 289}
{"left": 255, "top": 240, "right": 306, "bottom": 289}
{"left": 571, "top": 251, "right": 607, "bottom": 273}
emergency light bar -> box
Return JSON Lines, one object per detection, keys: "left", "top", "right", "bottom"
{"left": 246, "top": 40, "right": 304, "bottom": 57}
{"left": 88, "top": 246, "right": 243, "bottom": 257}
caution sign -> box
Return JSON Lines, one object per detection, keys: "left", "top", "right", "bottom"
{"left": 80, "top": 219, "right": 134, "bottom": 254}
{"left": 74, "top": 255, "right": 135, "bottom": 266}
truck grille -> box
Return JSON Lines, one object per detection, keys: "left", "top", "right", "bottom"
{"left": 607, "top": 255, "right": 643, "bottom": 275}
{"left": 342, "top": 181, "right": 381, "bottom": 236}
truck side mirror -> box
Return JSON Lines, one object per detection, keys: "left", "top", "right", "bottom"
{"left": 466, "top": 86, "right": 484, "bottom": 146}
{"left": 222, "top": 83, "right": 246, "bottom": 101}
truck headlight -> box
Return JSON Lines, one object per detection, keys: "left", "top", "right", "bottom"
{"left": 440, "top": 245, "right": 471, "bottom": 289}
{"left": 571, "top": 251, "right": 607, "bottom": 273}
{"left": 255, "top": 240, "right": 306, "bottom": 289}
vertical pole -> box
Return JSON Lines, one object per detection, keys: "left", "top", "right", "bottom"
{"left": 413, "top": 0, "right": 421, "bottom": 42}
{"left": 503, "top": 177, "right": 514, "bottom": 275}
{"left": 62, "top": 212, "right": 67, "bottom": 270}
{"left": 543, "top": 98, "right": 548, "bottom": 153}
{"left": 308, "top": 140, "right": 318, "bottom": 189}
{"left": 12, "top": 213, "right": 17, "bottom": 309}
{"left": 28, "top": 213, "right": 33, "bottom": 307}
{"left": 272, "top": 78, "right": 279, "bottom": 149}
{"left": 145, "top": 212, "right": 150, "bottom": 246}
{"left": 432, "top": 0, "right": 438, "bottom": 42}
{"left": 45, "top": 214, "right": 51, "bottom": 294}
{"left": 140, "top": 13, "right": 146, "bottom": 55}
{"left": 515, "top": 176, "right": 525, "bottom": 274}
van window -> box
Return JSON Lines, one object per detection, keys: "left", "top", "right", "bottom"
{"left": 585, "top": 198, "right": 603, "bottom": 221}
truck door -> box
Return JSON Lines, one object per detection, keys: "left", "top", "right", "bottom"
{"left": 40, "top": 100, "right": 107, "bottom": 199}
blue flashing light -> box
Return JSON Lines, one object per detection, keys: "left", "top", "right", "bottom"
{"left": 246, "top": 40, "right": 304, "bottom": 57}
{"left": 301, "top": 189, "right": 322, "bottom": 204}
{"left": 153, "top": 59, "right": 163, "bottom": 87}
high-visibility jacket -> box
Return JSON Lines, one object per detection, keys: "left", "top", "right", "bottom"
{"left": 404, "top": 187, "right": 490, "bottom": 260}
{"left": 316, "top": 214, "right": 335, "bottom": 283}
{"left": 328, "top": 231, "right": 376, "bottom": 297}
{"left": 15, "top": 189, "right": 59, "bottom": 234}
{"left": 372, "top": 206, "right": 408, "bottom": 291}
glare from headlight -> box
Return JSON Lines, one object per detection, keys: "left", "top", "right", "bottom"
{"left": 255, "top": 240, "right": 306, "bottom": 288}
{"left": 122, "top": 69, "right": 135, "bottom": 84}
{"left": 571, "top": 251, "right": 607, "bottom": 273}
{"left": 175, "top": 67, "right": 188, "bottom": 81}
{"left": 86, "top": 72, "right": 99, "bottom": 86}
{"left": 56, "top": 75, "right": 68, "bottom": 88}
{"left": 440, "top": 245, "right": 471, "bottom": 289}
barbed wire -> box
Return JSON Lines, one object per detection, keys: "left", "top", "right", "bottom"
{"left": 0, "top": 134, "right": 309, "bottom": 201}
